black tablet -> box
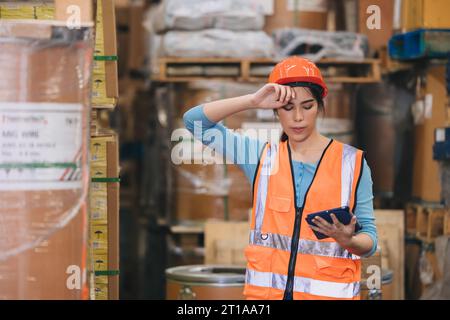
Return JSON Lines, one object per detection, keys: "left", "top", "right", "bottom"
{"left": 305, "top": 206, "right": 362, "bottom": 240}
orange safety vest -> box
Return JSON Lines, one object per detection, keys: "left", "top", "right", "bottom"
{"left": 244, "top": 139, "right": 365, "bottom": 300}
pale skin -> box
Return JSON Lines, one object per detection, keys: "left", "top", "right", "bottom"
{"left": 203, "top": 83, "right": 373, "bottom": 257}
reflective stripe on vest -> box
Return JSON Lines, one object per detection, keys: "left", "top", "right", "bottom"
{"left": 254, "top": 143, "right": 278, "bottom": 232}
{"left": 341, "top": 144, "right": 357, "bottom": 207}
{"left": 249, "top": 229, "right": 359, "bottom": 260}
{"left": 251, "top": 142, "right": 359, "bottom": 255}
{"left": 246, "top": 269, "right": 360, "bottom": 299}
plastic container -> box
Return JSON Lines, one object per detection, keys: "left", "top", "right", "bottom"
{"left": 166, "top": 265, "right": 246, "bottom": 300}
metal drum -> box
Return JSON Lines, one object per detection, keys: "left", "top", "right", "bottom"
{"left": 166, "top": 265, "right": 246, "bottom": 300}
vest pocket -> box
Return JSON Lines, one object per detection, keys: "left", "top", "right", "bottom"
{"left": 244, "top": 245, "right": 274, "bottom": 299}
{"left": 313, "top": 256, "right": 356, "bottom": 280}
{"left": 267, "top": 196, "right": 291, "bottom": 213}
{"left": 244, "top": 245, "right": 273, "bottom": 271}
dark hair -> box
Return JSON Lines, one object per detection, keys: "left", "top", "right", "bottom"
{"left": 275, "top": 82, "right": 325, "bottom": 142}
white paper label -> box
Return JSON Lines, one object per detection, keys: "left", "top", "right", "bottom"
{"left": 287, "top": 0, "right": 328, "bottom": 12}
{"left": 412, "top": 99, "right": 425, "bottom": 125}
{"left": 424, "top": 94, "right": 433, "bottom": 119}
{"left": 0, "top": 102, "right": 84, "bottom": 190}
{"left": 436, "top": 128, "right": 445, "bottom": 142}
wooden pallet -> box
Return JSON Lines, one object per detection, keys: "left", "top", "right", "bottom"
{"left": 406, "top": 202, "right": 447, "bottom": 243}
{"left": 152, "top": 57, "right": 381, "bottom": 84}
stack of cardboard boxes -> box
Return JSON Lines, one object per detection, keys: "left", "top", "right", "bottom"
{"left": 89, "top": 132, "right": 120, "bottom": 300}
{"left": 43, "top": 0, "right": 121, "bottom": 299}
{"left": 89, "top": 0, "right": 120, "bottom": 300}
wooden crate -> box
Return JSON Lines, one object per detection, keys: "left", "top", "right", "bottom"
{"left": 406, "top": 202, "right": 447, "bottom": 241}
{"left": 417, "top": 207, "right": 446, "bottom": 242}
{"left": 152, "top": 57, "right": 381, "bottom": 84}
{"left": 444, "top": 209, "right": 450, "bottom": 236}
{"left": 406, "top": 203, "right": 421, "bottom": 234}
{"left": 374, "top": 210, "right": 405, "bottom": 300}
{"left": 204, "top": 220, "right": 249, "bottom": 266}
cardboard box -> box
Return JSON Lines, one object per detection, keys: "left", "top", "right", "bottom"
{"left": 358, "top": 0, "right": 394, "bottom": 55}
{"left": 92, "top": 0, "right": 118, "bottom": 108}
{"left": 54, "top": 0, "right": 93, "bottom": 23}
{"left": 0, "top": 20, "right": 92, "bottom": 300}
{"left": 89, "top": 130, "right": 120, "bottom": 299}
{"left": 374, "top": 210, "right": 405, "bottom": 300}
{"left": 115, "top": 1, "right": 146, "bottom": 74}
{"left": 264, "top": 0, "right": 328, "bottom": 35}
{"left": 204, "top": 220, "right": 250, "bottom": 265}
{"left": 127, "top": 3, "right": 145, "bottom": 71}
{"left": 401, "top": 0, "right": 450, "bottom": 31}
{"left": 412, "top": 65, "right": 447, "bottom": 202}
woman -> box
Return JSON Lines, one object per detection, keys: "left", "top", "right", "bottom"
{"left": 183, "top": 56, "right": 377, "bottom": 300}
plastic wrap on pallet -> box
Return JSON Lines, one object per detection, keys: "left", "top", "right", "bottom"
{"left": 162, "top": 29, "right": 274, "bottom": 58}
{"left": 172, "top": 132, "right": 253, "bottom": 221}
{"left": 273, "top": 28, "right": 369, "bottom": 61}
{"left": 0, "top": 20, "right": 93, "bottom": 299}
{"left": 149, "top": 0, "right": 265, "bottom": 33}
{"left": 173, "top": 138, "right": 231, "bottom": 197}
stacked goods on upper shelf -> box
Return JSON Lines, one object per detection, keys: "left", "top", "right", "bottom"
{"left": 92, "top": 0, "right": 118, "bottom": 109}
{"left": 89, "top": 130, "right": 120, "bottom": 300}
{"left": 267, "top": 1, "right": 369, "bottom": 61}
{"left": 272, "top": 28, "right": 369, "bottom": 61}
{"left": 146, "top": 0, "right": 274, "bottom": 64}
{"left": 0, "top": 20, "right": 93, "bottom": 299}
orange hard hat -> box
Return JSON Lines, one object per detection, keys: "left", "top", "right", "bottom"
{"left": 268, "top": 56, "right": 328, "bottom": 98}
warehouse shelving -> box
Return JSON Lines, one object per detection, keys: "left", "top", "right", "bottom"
{"left": 152, "top": 57, "right": 381, "bottom": 84}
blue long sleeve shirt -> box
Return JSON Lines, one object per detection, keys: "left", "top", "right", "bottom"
{"left": 183, "top": 104, "right": 377, "bottom": 257}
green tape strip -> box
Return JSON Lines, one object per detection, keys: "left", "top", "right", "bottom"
{"left": 94, "top": 270, "right": 120, "bottom": 276}
{"left": 94, "top": 55, "right": 118, "bottom": 61}
{"left": 91, "top": 177, "right": 121, "bottom": 183}
{"left": 0, "top": 163, "right": 77, "bottom": 169}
